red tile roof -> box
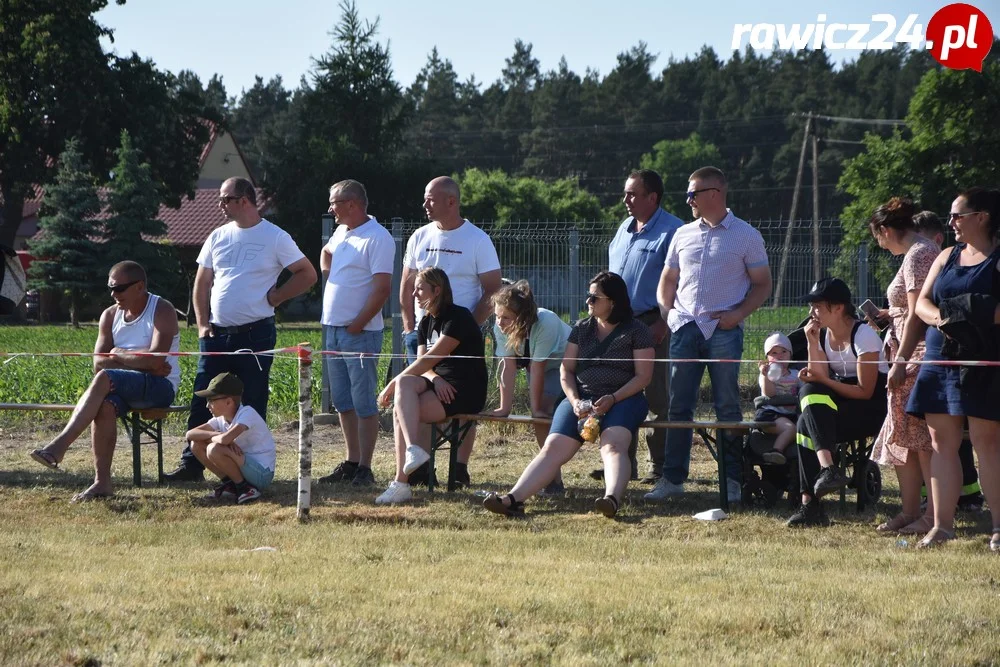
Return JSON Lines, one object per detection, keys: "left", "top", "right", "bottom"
{"left": 157, "top": 189, "right": 227, "bottom": 246}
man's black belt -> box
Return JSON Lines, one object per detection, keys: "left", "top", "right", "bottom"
{"left": 211, "top": 317, "right": 275, "bottom": 335}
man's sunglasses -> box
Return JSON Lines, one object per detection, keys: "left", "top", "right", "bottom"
{"left": 219, "top": 195, "right": 244, "bottom": 204}
{"left": 109, "top": 280, "right": 141, "bottom": 294}
{"left": 686, "top": 187, "right": 719, "bottom": 201}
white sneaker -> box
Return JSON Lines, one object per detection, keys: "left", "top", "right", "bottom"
{"left": 727, "top": 478, "right": 742, "bottom": 504}
{"left": 375, "top": 481, "right": 412, "bottom": 505}
{"left": 403, "top": 444, "right": 431, "bottom": 475}
{"left": 643, "top": 478, "right": 684, "bottom": 502}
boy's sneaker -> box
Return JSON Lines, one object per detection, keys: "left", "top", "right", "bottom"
{"left": 209, "top": 480, "right": 238, "bottom": 500}
{"left": 786, "top": 500, "right": 830, "bottom": 527}
{"left": 643, "top": 478, "right": 684, "bottom": 502}
{"left": 403, "top": 444, "right": 430, "bottom": 475}
{"left": 375, "top": 481, "right": 412, "bottom": 505}
{"left": 237, "top": 484, "right": 262, "bottom": 505}
{"left": 813, "top": 466, "right": 849, "bottom": 498}
{"left": 319, "top": 460, "right": 358, "bottom": 484}
{"left": 351, "top": 466, "right": 376, "bottom": 487}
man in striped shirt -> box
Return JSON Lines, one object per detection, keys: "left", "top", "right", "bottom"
{"left": 645, "top": 167, "right": 772, "bottom": 504}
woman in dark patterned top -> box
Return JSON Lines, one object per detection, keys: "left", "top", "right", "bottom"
{"left": 484, "top": 271, "right": 654, "bottom": 518}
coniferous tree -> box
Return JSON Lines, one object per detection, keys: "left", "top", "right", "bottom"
{"left": 28, "top": 139, "right": 102, "bottom": 325}
{"left": 102, "top": 130, "right": 179, "bottom": 294}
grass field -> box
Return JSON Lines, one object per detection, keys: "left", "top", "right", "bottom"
{"left": 2, "top": 420, "right": 1000, "bottom": 665}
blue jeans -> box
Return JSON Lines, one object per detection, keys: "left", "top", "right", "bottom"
{"left": 662, "top": 322, "right": 744, "bottom": 484}
{"left": 102, "top": 369, "right": 176, "bottom": 417}
{"left": 181, "top": 320, "right": 277, "bottom": 470}
{"left": 324, "top": 325, "right": 382, "bottom": 418}
{"left": 403, "top": 329, "right": 419, "bottom": 365}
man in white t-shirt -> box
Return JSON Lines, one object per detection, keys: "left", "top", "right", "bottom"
{"left": 399, "top": 176, "right": 502, "bottom": 486}
{"left": 318, "top": 179, "right": 394, "bottom": 487}
{"left": 166, "top": 177, "right": 317, "bottom": 482}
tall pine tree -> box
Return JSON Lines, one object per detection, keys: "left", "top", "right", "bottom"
{"left": 102, "top": 130, "right": 179, "bottom": 294}
{"left": 28, "top": 139, "right": 102, "bottom": 325}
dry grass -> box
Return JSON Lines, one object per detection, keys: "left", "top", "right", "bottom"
{"left": 2, "top": 419, "right": 1000, "bottom": 666}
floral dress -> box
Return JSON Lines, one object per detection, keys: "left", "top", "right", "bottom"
{"left": 872, "top": 236, "right": 938, "bottom": 465}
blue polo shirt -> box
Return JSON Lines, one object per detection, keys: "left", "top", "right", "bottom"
{"left": 608, "top": 207, "right": 684, "bottom": 315}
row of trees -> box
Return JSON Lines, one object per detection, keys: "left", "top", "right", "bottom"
{"left": 3, "top": 0, "right": 999, "bottom": 313}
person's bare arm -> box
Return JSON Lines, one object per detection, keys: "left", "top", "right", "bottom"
{"left": 186, "top": 421, "right": 221, "bottom": 442}
{"left": 92, "top": 307, "right": 122, "bottom": 372}
{"left": 825, "top": 352, "right": 881, "bottom": 400}
{"left": 110, "top": 299, "right": 178, "bottom": 373}
{"left": 320, "top": 244, "right": 332, "bottom": 285}
{"left": 472, "top": 269, "right": 503, "bottom": 325}
{"left": 527, "top": 360, "right": 548, "bottom": 417}
{"left": 915, "top": 249, "right": 949, "bottom": 327}
{"left": 193, "top": 265, "right": 214, "bottom": 338}
{"left": 490, "top": 357, "right": 517, "bottom": 416}
{"left": 209, "top": 422, "right": 249, "bottom": 446}
{"left": 347, "top": 273, "right": 391, "bottom": 335}
{"left": 400, "top": 266, "right": 416, "bottom": 333}
{"left": 267, "top": 257, "right": 318, "bottom": 307}
{"left": 657, "top": 266, "right": 679, "bottom": 323}
{"left": 559, "top": 342, "right": 580, "bottom": 405}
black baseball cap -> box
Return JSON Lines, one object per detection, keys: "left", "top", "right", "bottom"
{"left": 804, "top": 277, "right": 852, "bottom": 304}
{"left": 194, "top": 372, "right": 244, "bottom": 399}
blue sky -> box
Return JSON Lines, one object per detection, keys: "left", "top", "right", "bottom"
{"left": 96, "top": 0, "right": 997, "bottom": 96}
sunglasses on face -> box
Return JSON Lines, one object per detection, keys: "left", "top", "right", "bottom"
{"left": 108, "top": 280, "right": 140, "bottom": 294}
{"left": 949, "top": 211, "right": 978, "bottom": 222}
{"left": 218, "top": 195, "right": 243, "bottom": 204}
{"left": 585, "top": 293, "right": 609, "bottom": 303}
{"left": 686, "top": 187, "right": 719, "bottom": 201}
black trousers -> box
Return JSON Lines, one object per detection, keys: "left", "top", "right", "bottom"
{"left": 796, "top": 376, "right": 887, "bottom": 496}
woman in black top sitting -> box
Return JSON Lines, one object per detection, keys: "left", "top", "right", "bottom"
{"left": 375, "top": 267, "right": 487, "bottom": 504}
{"left": 484, "top": 271, "right": 654, "bottom": 518}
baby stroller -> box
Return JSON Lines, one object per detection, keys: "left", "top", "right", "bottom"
{"left": 741, "top": 319, "right": 883, "bottom": 511}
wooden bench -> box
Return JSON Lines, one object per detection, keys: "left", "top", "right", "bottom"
{"left": 429, "top": 414, "right": 774, "bottom": 512}
{"left": 0, "top": 403, "right": 188, "bottom": 487}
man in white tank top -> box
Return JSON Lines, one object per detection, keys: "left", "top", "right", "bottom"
{"left": 29, "top": 261, "right": 180, "bottom": 502}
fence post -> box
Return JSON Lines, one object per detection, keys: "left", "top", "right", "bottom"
{"left": 320, "top": 214, "right": 333, "bottom": 414}
{"left": 568, "top": 227, "right": 580, "bottom": 318}
{"left": 857, "top": 243, "right": 869, "bottom": 303}
{"left": 297, "top": 342, "right": 313, "bottom": 522}
{"left": 390, "top": 218, "right": 404, "bottom": 380}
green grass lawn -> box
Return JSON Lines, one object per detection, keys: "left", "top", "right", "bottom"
{"left": 1, "top": 420, "right": 999, "bottom": 665}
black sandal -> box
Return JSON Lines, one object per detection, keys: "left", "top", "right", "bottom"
{"left": 484, "top": 492, "right": 524, "bottom": 517}
{"left": 594, "top": 494, "right": 619, "bottom": 518}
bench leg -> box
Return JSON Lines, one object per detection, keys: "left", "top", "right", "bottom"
{"left": 156, "top": 419, "right": 164, "bottom": 484}
{"left": 130, "top": 412, "right": 142, "bottom": 488}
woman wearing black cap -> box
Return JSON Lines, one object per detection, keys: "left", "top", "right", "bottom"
{"left": 786, "top": 277, "right": 888, "bottom": 527}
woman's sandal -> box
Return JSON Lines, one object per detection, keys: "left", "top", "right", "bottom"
{"left": 30, "top": 449, "right": 60, "bottom": 471}
{"left": 898, "top": 515, "right": 934, "bottom": 535}
{"left": 876, "top": 513, "right": 918, "bottom": 533}
{"left": 594, "top": 494, "right": 619, "bottom": 518}
{"left": 483, "top": 492, "right": 524, "bottom": 517}
{"left": 989, "top": 528, "right": 1000, "bottom": 553}
{"left": 916, "top": 527, "right": 956, "bottom": 549}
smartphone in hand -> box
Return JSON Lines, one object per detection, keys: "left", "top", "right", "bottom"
{"left": 860, "top": 299, "right": 889, "bottom": 331}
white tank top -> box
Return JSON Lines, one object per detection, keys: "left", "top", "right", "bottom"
{"left": 112, "top": 293, "right": 181, "bottom": 393}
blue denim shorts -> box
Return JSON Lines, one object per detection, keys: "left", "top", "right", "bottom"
{"left": 324, "top": 326, "right": 383, "bottom": 418}
{"left": 102, "top": 369, "right": 175, "bottom": 418}
{"left": 549, "top": 392, "right": 649, "bottom": 443}
{"left": 240, "top": 457, "right": 274, "bottom": 490}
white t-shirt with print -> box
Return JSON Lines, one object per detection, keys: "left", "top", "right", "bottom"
{"left": 822, "top": 323, "right": 889, "bottom": 377}
{"left": 208, "top": 404, "right": 276, "bottom": 471}
{"left": 197, "top": 219, "right": 306, "bottom": 327}
{"left": 321, "top": 217, "right": 394, "bottom": 330}
{"left": 403, "top": 220, "right": 500, "bottom": 322}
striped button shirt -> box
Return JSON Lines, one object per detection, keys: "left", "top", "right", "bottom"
{"left": 665, "top": 209, "right": 769, "bottom": 339}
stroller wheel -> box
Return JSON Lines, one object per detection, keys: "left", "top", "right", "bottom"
{"left": 856, "top": 460, "right": 882, "bottom": 511}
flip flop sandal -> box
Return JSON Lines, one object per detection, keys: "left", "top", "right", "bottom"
{"left": 916, "top": 527, "right": 955, "bottom": 549}
{"left": 876, "top": 513, "right": 917, "bottom": 533}
{"left": 483, "top": 492, "right": 524, "bottom": 517}
{"left": 30, "top": 449, "right": 60, "bottom": 470}
{"left": 70, "top": 491, "right": 112, "bottom": 504}
{"left": 898, "top": 515, "right": 934, "bottom": 534}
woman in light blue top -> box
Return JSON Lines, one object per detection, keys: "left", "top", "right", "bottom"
{"left": 489, "top": 281, "right": 571, "bottom": 494}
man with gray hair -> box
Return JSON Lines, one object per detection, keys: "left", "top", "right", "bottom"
{"left": 399, "top": 175, "right": 502, "bottom": 487}
{"left": 318, "top": 179, "right": 394, "bottom": 486}
{"left": 165, "top": 176, "right": 317, "bottom": 482}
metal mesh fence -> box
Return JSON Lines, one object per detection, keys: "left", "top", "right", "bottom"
{"left": 323, "top": 216, "right": 898, "bottom": 418}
